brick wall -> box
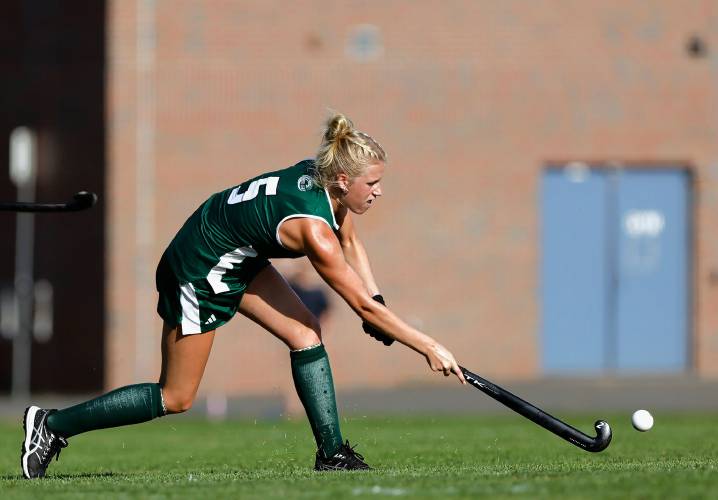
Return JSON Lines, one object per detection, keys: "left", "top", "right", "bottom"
{"left": 106, "top": 1, "right": 718, "bottom": 407}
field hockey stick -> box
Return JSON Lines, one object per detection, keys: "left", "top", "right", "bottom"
{"left": 0, "top": 191, "right": 97, "bottom": 213}
{"left": 460, "top": 366, "right": 612, "bottom": 452}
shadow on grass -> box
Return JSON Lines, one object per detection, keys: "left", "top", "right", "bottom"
{"left": 1, "top": 471, "right": 121, "bottom": 481}
{"left": 52, "top": 472, "right": 122, "bottom": 480}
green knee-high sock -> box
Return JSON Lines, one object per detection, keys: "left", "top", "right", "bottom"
{"left": 46, "top": 383, "right": 166, "bottom": 438}
{"left": 290, "top": 344, "right": 343, "bottom": 458}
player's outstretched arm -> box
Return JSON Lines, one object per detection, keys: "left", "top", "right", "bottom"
{"left": 334, "top": 210, "right": 379, "bottom": 295}
{"left": 334, "top": 211, "right": 393, "bottom": 345}
{"left": 279, "top": 218, "right": 465, "bottom": 384}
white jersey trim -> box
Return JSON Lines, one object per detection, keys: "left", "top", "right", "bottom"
{"left": 323, "top": 188, "right": 339, "bottom": 230}
{"left": 180, "top": 283, "right": 202, "bottom": 335}
{"left": 276, "top": 214, "right": 333, "bottom": 250}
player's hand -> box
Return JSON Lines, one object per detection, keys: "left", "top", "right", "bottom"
{"left": 362, "top": 294, "right": 394, "bottom": 346}
{"left": 425, "top": 342, "right": 466, "bottom": 384}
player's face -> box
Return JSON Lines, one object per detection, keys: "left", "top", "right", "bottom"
{"left": 343, "top": 162, "right": 384, "bottom": 214}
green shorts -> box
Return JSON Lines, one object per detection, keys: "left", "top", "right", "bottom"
{"left": 156, "top": 253, "right": 270, "bottom": 335}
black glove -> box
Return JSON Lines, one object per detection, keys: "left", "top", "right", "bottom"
{"left": 362, "top": 294, "right": 394, "bottom": 346}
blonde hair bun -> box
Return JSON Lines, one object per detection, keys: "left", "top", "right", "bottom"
{"left": 314, "top": 112, "right": 386, "bottom": 190}
{"left": 324, "top": 114, "right": 355, "bottom": 143}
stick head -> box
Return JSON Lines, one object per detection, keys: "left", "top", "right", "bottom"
{"left": 588, "top": 420, "right": 612, "bottom": 452}
{"left": 71, "top": 191, "right": 98, "bottom": 210}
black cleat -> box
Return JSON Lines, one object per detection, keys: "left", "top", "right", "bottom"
{"left": 21, "top": 406, "right": 68, "bottom": 479}
{"left": 314, "top": 440, "right": 371, "bottom": 471}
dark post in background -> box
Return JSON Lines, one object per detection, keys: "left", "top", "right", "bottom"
{"left": 0, "top": 0, "right": 105, "bottom": 393}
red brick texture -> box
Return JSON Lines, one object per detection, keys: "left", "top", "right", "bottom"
{"left": 106, "top": 1, "right": 718, "bottom": 406}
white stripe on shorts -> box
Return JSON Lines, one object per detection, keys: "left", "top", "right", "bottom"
{"left": 179, "top": 282, "right": 202, "bottom": 335}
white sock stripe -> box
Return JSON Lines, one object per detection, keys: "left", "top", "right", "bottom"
{"left": 159, "top": 387, "right": 167, "bottom": 416}
{"left": 291, "top": 343, "right": 322, "bottom": 353}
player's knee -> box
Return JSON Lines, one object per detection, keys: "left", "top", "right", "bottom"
{"left": 295, "top": 317, "right": 322, "bottom": 347}
{"left": 162, "top": 390, "right": 195, "bottom": 414}
{"left": 306, "top": 315, "right": 321, "bottom": 339}
{"left": 168, "top": 398, "right": 194, "bottom": 414}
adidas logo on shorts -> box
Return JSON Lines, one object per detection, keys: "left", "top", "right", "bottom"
{"left": 204, "top": 314, "right": 217, "bottom": 325}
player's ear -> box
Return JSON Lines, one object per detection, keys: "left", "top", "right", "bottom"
{"left": 337, "top": 173, "right": 350, "bottom": 194}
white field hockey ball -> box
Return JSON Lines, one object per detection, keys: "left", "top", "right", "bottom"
{"left": 631, "top": 410, "right": 654, "bottom": 431}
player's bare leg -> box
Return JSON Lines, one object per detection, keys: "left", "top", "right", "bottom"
{"left": 239, "top": 264, "right": 322, "bottom": 349}
{"left": 239, "top": 265, "right": 369, "bottom": 471}
{"left": 159, "top": 322, "right": 215, "bottom": 413}
{"left": 20, "top": 322, "right": 214, "bottom": 479}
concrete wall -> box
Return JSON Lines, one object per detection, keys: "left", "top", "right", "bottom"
{"left": 106, "top": 1, "right": 718, "bottom": 410}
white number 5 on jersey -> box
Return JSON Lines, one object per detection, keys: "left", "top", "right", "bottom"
{"left": 228, "top": 177, "right": 279, "bottom": 204}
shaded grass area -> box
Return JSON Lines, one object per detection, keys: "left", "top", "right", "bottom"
{"left": 1, "top": 413, "right": 716, "bottom": 499}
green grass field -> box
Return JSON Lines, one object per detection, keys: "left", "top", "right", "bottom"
{"left": 1, "top": 413, "right": 716, "bottom": 499}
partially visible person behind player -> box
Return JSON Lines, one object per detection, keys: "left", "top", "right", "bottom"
{"left": 20, "top": 112, "right": 465, "bottom": 479}
{"left": 283, "top": 259, "right": 331, "bottom": 323}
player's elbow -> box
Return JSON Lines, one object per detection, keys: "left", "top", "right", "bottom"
{"left": 339, "top": 233, "right": 360, "bottom": 254}
{"left": 339, "top": 238, "right": 355, "bottom": 253}
{"left": 353, "top": 296, "right": 378, "bottom": 322}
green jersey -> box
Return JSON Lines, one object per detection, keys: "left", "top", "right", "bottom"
{"left": 161, "top": 159, "right": 338, "bottom": 293}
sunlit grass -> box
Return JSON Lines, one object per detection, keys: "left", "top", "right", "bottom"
{"left": 1, "top": 413, "right": 716, "bottom": 499}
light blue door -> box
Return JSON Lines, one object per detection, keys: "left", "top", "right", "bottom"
{"left": 541, "top": 168, "right": 610, "bottom": 373}
{"left": 541, "top": 166, "right": 690, "bottom": 374}
{"left": 615, "top": 170, "right": 690, "bottom": 372}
